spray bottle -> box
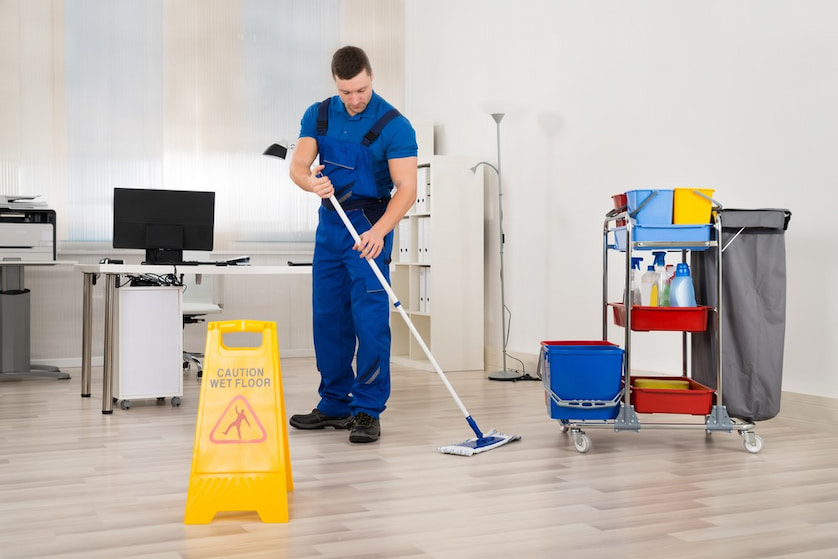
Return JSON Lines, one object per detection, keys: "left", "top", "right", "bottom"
{"left": 626, "top": 257, "right": 643, "bottom": 307}
{"left": 651, "top": 251, "right": 667, "bottom": 306}
{"left": 659, "top": 264, "right": 675, "bottom": 307}
{"left": 641, "top": 264, "right": 657, "bottom": 306}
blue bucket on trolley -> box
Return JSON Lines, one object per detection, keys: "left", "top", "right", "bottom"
{"left": 626, "top": 189, "right": 673, "bottom": 225}
{"left": 541, "top": 341, "right": 624, "bottom": 420}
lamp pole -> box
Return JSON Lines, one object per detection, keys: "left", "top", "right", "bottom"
{"left": 472, "top": 113, "right": 523, "bottom": 381}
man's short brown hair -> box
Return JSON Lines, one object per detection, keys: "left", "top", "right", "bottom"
{"left": 331, "top": 46, "right": 372, "bottom": 80}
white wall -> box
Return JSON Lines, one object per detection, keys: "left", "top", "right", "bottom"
{"left": 404, "top": 0, "right": 838, "bottom": 398}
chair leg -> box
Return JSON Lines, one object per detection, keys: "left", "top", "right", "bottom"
{"left": 183, "top": 351, "right": 204, "bottom": 378}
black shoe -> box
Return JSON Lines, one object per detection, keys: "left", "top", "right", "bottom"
{"left": 289, "top": 409, "right": 352, "bottom": 430}
{"left": 349, "top": 412, "right": 380, "bottom": 443}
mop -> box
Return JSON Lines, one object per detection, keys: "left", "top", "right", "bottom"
{"left": 328, "top": 193, "right": 520, "bottom": 456}
{"left": 263, "top": 144, "right": 520, "bottom": 455}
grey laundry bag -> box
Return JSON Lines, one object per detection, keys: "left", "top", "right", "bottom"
{"left": 691, "top": 209, "right": 791, "bottom": 422}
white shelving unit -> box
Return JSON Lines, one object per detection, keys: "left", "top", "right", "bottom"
{"left": 390, "top": 155, "right": 484, "bottom": 372}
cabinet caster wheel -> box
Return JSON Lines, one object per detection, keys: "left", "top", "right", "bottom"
{"left": 119, "top": 400, "right": 131, "bottom": 410}
{"left": 171, "top": 397, "right": 181, "bottom": 407}
{"left": 572, "top": 432, "right": 591, "bottom": 453}
{"left": 743, "top": 432, "right": 763, "bottom": 454}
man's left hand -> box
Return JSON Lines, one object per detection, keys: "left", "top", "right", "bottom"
{"left": 355, "top": 228, "right": 384, "bottom": 260}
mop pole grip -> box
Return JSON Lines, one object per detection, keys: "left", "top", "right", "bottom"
{"left": 327, "top": 194, "right": 472, "bottom": 420}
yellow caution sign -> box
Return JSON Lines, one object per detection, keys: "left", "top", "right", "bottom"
{"left": 184, "top": 320, "right": 293, "bottom": 524}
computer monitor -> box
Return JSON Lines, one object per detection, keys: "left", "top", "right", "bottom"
{"left": 112, "top": 188, "right": 216, "bottom": 265}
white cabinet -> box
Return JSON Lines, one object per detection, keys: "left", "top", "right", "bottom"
{"left": 390, "top": 156, "right": 484, "bottom": 371}
{"left": 114, "top": 285, "right": 183, "bottom": 408}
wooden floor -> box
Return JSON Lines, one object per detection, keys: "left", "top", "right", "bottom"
{"left": 1, "top": 358, "right": 837, "bottom": 559}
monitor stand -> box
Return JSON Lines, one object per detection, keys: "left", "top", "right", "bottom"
{"left": 143, "top": 248, "right": 184, "bottom": 265}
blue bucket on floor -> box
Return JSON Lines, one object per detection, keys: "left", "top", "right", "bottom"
{"left": 541, "top": 341, "right": 624, "bottom": 420}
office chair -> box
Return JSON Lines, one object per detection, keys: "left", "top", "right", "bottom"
{"left": 181, "top": 274, "right": 223, "bottom": 378}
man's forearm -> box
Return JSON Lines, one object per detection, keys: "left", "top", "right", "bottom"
{"left": 290, "top": 161, "right": 313, "bottom": 192}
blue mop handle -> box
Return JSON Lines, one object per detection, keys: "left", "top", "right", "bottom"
{"left": 466, "top": 416, "right": 485, "bottom": 439}
{"left": 327, "top": 194, "right": 477, "bottom": 429}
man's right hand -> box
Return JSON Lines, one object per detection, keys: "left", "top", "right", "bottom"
{"left": 309, "top": 165, "right": 334, "bottom": 199}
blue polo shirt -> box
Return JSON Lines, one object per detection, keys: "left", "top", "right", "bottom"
{"left": 299, "top": 91, "right": 417, "bottom": 196}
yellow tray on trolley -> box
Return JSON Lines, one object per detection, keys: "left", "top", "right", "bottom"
{"left": 633, "top": 378, "right": 690, "bottom": 390}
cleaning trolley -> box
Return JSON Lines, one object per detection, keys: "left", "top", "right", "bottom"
{"left": 543, "top": 189, "right": 788, "bottom": 453}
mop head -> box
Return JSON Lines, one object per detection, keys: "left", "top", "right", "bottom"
{"left": 437, "top": 429, "right": 521, "bottom": 457}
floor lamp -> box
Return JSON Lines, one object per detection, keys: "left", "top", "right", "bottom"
{"left": 471, "top": 114, "right": 534, "bottom": 381}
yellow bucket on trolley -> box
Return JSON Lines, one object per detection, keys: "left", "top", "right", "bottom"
{"left": 184, "top": 320, "right": 293, "bottom": 524}
{"left": 673, "top": 188, "right": 715, "bottom": 224}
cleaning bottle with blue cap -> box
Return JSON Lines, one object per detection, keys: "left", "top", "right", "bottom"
{"left": 669, "top": 262, "right": 697, "bottom": 307}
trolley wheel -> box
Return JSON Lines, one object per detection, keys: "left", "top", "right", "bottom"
{"left": 119, "top": 400, "right": 131, "bottom": 410}
{"left": 743, "top": 432, "right": 763, "bottom": 454}
{"left": 572, "top": 432, "right": 591, "bottom": 454}
{"left": 171, "top": 397, "right": 181, "bottom": 407}
{"left": 559, "top": 420, "right": 569, "bottom": 434}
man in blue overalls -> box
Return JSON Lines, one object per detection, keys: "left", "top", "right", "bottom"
{"left": 288, "top": 46, "right": 418, "bottom": 443}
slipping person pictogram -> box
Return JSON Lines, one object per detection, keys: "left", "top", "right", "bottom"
{"left": 223, "top": 406, "right": 251, "bottom": 440}
{"left": 209, "top": 395, "right": 267, "bottom": 444}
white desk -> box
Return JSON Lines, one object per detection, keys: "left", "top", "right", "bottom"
{"left": 77, "top": 263, "right": 312, "bottom": 413}
{"left": 1, "top": 260, "right": 77, "bottom": 380}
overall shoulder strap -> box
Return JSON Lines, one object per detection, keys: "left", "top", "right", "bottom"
{"left": 361, "top": 108, "right": 401, "bottom": 147}
{"left": 316, "top": 97, "right": 332, "bottom": 136}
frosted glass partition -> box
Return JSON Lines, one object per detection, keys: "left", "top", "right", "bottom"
{"left": 2, "top": 0, "right": 341, "bottom": 247}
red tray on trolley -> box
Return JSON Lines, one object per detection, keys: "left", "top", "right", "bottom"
{"left": 610, "top": 303, "right": 711, "bottom": 332}
{"left": 630, "top": 376, "right": 714, "bottom": 415}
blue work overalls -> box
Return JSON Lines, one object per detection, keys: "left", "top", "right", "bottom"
{"left": 312, "top": 98, "right": 401, "bottom": 419}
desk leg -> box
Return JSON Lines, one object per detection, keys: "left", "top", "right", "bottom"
{"left": 81, "top": 272, "right": 94, "bottom": 397}
{"left": 102, "top": 273, "right": 116, "bottom": 414}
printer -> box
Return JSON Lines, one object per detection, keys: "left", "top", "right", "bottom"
{"left": 0, "top": 196, "right": 56, "bottom": 262}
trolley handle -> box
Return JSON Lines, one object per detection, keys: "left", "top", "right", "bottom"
{"left": 605, "top": 204, "right": 628, "bottom": 219}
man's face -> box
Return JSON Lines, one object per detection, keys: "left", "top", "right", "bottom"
{"left": 335, "top": 70, "right": 373, "bottom": 116}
